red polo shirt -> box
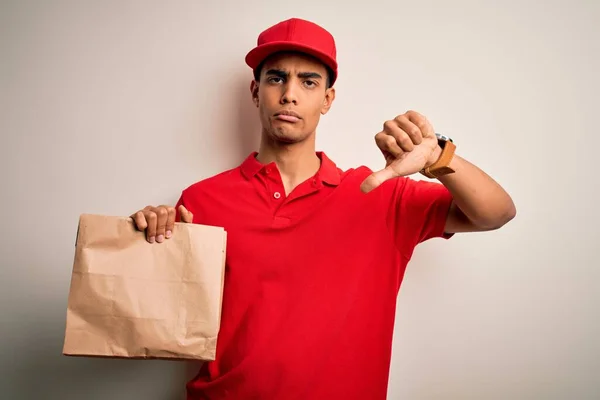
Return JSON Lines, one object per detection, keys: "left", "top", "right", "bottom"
{"left": 176, "top": 152, "right": 453, "bottom": 400}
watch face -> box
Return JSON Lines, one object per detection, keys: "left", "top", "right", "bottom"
{"left": 435, "top": 133, "right": 453, "bottom": 143}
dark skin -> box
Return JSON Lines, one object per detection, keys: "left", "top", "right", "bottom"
{"left": 249, "top": 52, "right": 336, "bottom": 195}
{"left": 251, "top": 52, "right": 335, "bottom": 148}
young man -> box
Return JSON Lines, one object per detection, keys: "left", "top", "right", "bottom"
{"left": 131, "top": 18, "right": 515, "bottom": 400}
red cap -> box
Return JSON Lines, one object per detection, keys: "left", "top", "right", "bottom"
{"left": 245, "top": 18, "right": 338, "bottom": 86}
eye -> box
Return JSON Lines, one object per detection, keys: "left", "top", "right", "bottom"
{"left": 304, "top": 80, "right": 317, "bottom": 88}
{"left": 268, "top": 76, "right": 284, "bottom": 84}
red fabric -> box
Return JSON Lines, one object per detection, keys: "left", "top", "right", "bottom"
{"left": 244, "top": 18, "right": 338, "bottom": 85}
{"left": 176, "top": 152, "right": 453, "bottom": 400}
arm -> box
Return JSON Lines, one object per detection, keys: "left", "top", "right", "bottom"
{"left": 361, "top": 110, "right": 516, "bottom": 234}
{"left": 436, "top": 151, "right": 516, "bottom": 233}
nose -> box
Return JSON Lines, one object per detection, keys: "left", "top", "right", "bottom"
{"left": 280, "top": 81, "right": 299, "bottom": 105}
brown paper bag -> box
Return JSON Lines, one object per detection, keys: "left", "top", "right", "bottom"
{"left": 62, "top": 214, "right": 227, "bottom": 360}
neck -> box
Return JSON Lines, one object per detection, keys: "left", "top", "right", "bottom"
{"left": 257, "top": 132, "right": 321, "bottom": 195}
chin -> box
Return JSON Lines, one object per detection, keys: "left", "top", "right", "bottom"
{"left": 269, "top": 126, "right": 309, "bottom": 144}
{"left": 273, "top": 132, "right": 305, "bottom": 144}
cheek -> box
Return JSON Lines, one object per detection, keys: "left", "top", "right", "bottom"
{"left": 305, "top": 101, "right": 324, "bottom": 124}
{"left": 257, "top": 94, "right": 271, "bottom": 115}
{"left": 258, "top": 93, "right": 277, "bottom": 116}
{"left": 259, "top": 88, "right": 279, "bottom": 105}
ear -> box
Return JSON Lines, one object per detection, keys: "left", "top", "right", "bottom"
{"left": 250, "top": 80, "right": 259, "bottom": 107}
{"left": 320, "top": 87, "right": 336, "bottom": 115}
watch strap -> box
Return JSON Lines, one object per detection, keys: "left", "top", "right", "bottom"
{"left": 421, "top": 140, "right": 456, "bottom": 179}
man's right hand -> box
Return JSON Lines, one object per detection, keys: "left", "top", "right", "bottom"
{"left": 130, "top": 205, "right": 193, "bottom": 243}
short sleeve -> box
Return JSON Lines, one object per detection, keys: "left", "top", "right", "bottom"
{"left": 386, "top": 177, "right": 454, "bottom": 257}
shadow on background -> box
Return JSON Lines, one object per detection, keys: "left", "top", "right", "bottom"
{"left": 2, "top": 73, "right": 261, "bottom": 400}
{"left": 205, "top": 70, "right": 261, "bottom": 165}
{"left": 234, "top": 74, "right": 261, "bottom": 160}
{"left": 6, "top": 304, "right": 194, "bottom": 400}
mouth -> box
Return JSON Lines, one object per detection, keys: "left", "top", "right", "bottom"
{"left": 274, "top": 110, "right": 301, "bottom": 123}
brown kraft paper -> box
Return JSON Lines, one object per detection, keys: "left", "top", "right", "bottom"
{"left": 62, "top": 214, "right": 227, "bottom": 361}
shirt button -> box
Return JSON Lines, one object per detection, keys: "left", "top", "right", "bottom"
{"left": 273, "top": 192, "right": 281, "bottom": 199}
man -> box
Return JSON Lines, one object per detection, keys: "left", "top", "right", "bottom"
{"left": 131, "top": 18, "right": 515, "bottom": 400}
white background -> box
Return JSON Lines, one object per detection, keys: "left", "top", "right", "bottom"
{"left": 1, "top": 0, "right": 598, "bottom": 399}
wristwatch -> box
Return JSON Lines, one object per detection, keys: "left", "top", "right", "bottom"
{"left": 420, "top": 133, "right": 456, "bottom": 179}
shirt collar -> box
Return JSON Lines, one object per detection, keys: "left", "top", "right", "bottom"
{"left": 240, "top": 151, "right": 341, "bottom": 186}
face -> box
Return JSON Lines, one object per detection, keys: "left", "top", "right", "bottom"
{"left": 251, "top": 52, "right": 335, "bottom": 144}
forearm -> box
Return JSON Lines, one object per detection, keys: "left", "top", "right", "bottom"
{"left": 438, "top": 153, "right": 516, "bottom": 230}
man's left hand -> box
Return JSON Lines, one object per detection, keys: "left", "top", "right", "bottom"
{"left": 360, "top": 110, "right": 441, "bottom": 193}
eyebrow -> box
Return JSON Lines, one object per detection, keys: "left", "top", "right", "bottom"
{"left": 299, "top": 72, "right": 323, "bottom": 80}
{"left": 265, "top": 69, "right": 323, "bottom": 80}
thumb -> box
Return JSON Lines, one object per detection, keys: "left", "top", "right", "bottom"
{"left": 178, "top": 205, "right": 194, "bottom": 223}
{"left": 360, "top": 166, "right": 397, "bottom": 193}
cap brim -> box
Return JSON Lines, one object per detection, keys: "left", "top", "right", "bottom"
{"left": 245, "top": 41, "right": 337, "bottom": 85}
